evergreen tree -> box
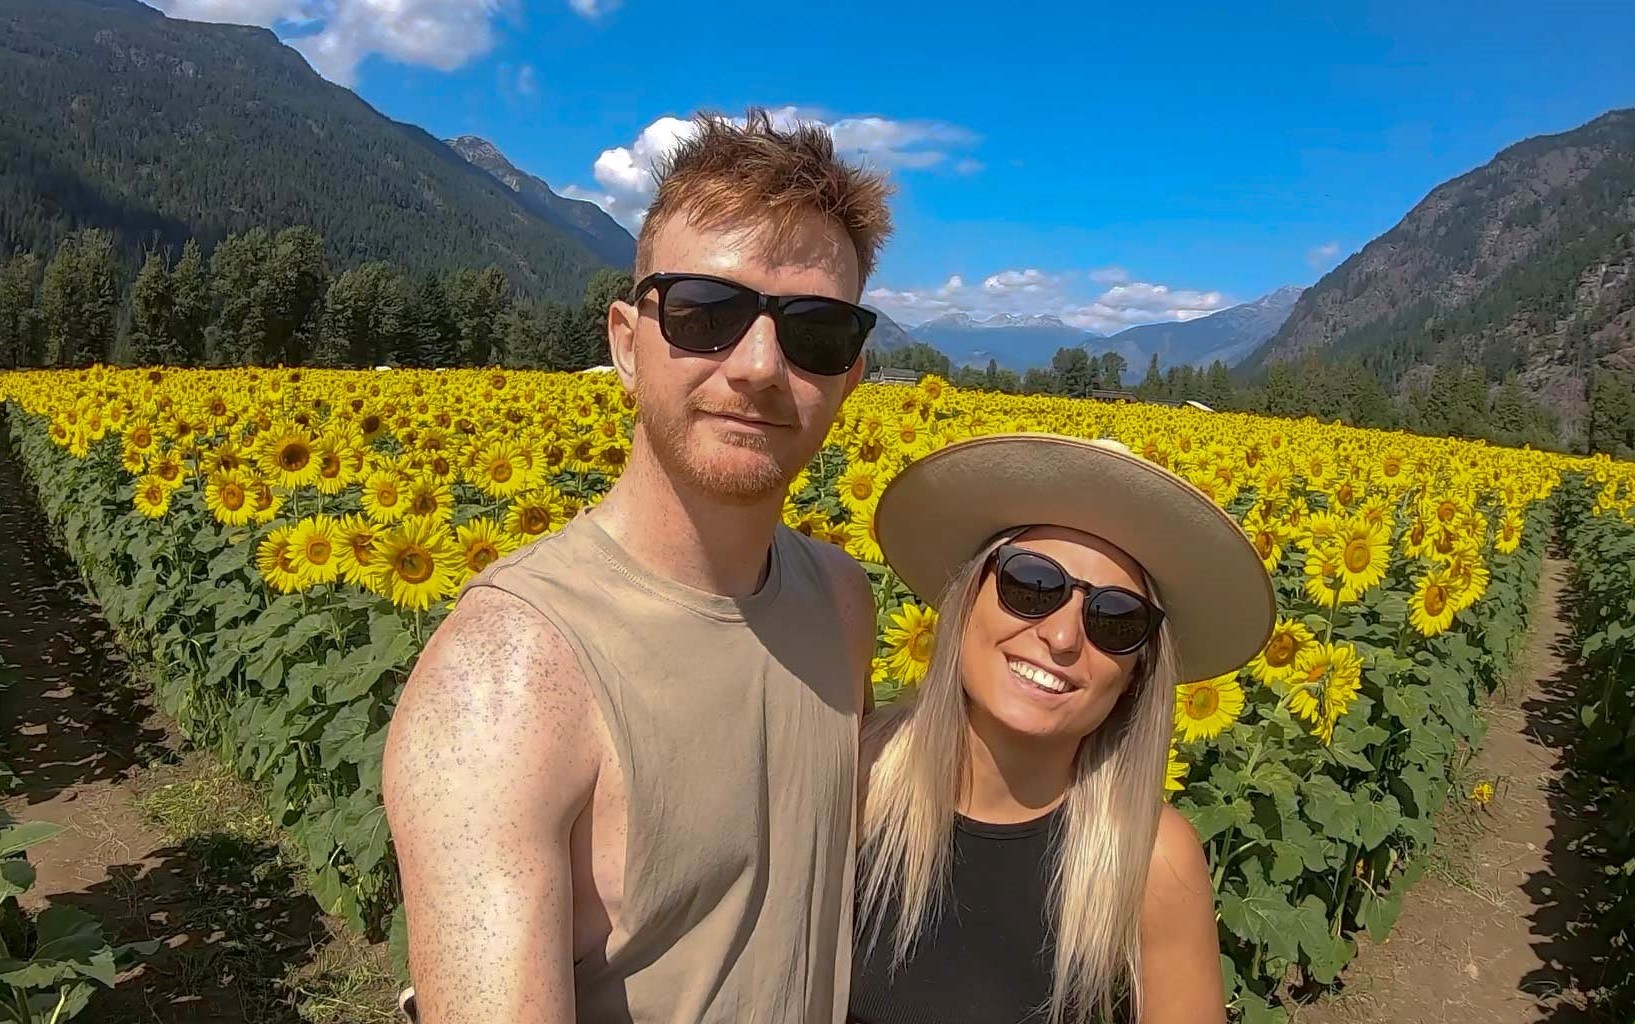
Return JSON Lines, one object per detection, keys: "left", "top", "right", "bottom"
{"left": 0, "top": 252, "right": 44, "bottom": 368}
{"left": 401, "top": 274, "right": 459, "bottom": 368}
{"left": 263, "top": 226, "right": 328, "bottom": 365}
{"left": 1137, "top": 353, "right": 1163, "bottom": 400}
{"left": 1096, "top": 351, "right": 1127, "bottom": 391}
{"left": 564, "top": 268, "right": 633, "bottom": 370}
{"left": 128, "top": 247, "right": 177, "bottom": 365}
{"left": 985, "top": 358, "right": 1000, "bottom": 389}
{"left": 170, "top": 239, "right": 209, "bottom": 366}
{"left": 39, "top": 229, "right": 119, "bottom": 366}
{"left": 1348, "top": 362, "right": 1398, "bottom": 428}
{"left": 1489, "top": 372, "right": 1528, "bottom": 442}
{"left": 1263, "top": 362, "right": 1299, "bottom": 417}
{"left": 1203, "top": 361, "right": 1234, "bottom": 409}
{"left": 208, "top": 228, "right": 273, "bottom": 365}
{"left": 317, "top": 262, "right": 408, "bottom": 367}
{"left": 445, "top": 265, "right": 509, "bottom": 365}
{"left": 1051, "top": 347, "right": 1094, "bottom": 397}
{"left": 1021, "top": 367, "right": 1055, "bottom": 394}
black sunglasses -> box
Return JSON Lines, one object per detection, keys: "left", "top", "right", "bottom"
{"left": 630, "top": 272, "right": 877, "bottom": 377}
{"left": 985, "top": 544, "right": 1164, "bottom": 656}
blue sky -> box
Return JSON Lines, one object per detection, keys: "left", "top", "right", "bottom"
{"left": 155, "top": 0, "right": 1633, "bottom": 331}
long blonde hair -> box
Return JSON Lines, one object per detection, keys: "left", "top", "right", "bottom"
{"left": 857, "top": 529, "right": 1182, "bottom": 1024}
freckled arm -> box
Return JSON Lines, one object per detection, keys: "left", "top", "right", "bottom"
{"left": 384, "top": 587, "right": 598, "bottom": 1024}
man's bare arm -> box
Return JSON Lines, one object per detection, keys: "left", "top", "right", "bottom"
{"left": 383, "top": 587, "right": 599, "bottom": 1024}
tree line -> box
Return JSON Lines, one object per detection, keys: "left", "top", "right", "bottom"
{"left": 0, "top": 227, "right": 631, "bottom": 372}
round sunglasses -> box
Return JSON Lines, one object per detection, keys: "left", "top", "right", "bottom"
{"left": 985, "top": 544, "right": 1164, "bottom": 656}
{"left": 630, "top": 272, "right": 877, "bottom": 377}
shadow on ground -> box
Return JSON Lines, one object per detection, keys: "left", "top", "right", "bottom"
{"left": 0, "top": 416, "right": 171, "bottom": 800}
{"left": 1518, "top": 562, "right": 1616, "bottom": 1023}
{"left": 50, "top": 834, "right": 332, "bottom": 1024}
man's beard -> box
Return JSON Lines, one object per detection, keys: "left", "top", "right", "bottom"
{"left": 640, "top": 390, "right": 808, "bottom": 503}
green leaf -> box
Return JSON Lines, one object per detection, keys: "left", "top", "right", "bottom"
{"left": 1301, "top": 776, "right": 1361, "bottom": 845}
{"left": 0, "top": 859, "right": 38, "bottom": 900}
{"left": 0, "top": 820, "right": 66, "bottom": 858}
{"left": 1356, "top": 794, "right": 1403, "bottom": 849}
{"left": 1359, "top": 885, "right": 1407, "bottom": 943}
{"left": 1218, "top": 877, "right": 1298, "bottom": 964}
{"left": 1235, "top": 995, "right": 1288, "bottom": 1024}
{"left": 1187, "top": 801, "right": 1249, "bottom": 843}
{"left": 1292, "top": 895, "right": 1350, "bottom": 983}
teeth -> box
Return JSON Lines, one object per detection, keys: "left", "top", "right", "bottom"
{"left": 1008, "top": 659, "right": 1071, "bottom": 694}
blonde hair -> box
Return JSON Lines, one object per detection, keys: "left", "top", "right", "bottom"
{"left": 636, "top": 107, "right": 896, "bottom": 290}
{"left": 857, "top": 530, "right": 1182, "bottom": 1024}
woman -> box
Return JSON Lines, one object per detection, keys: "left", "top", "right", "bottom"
{"left": 850, "top": 432, "right": 1275, "bottom": 1024}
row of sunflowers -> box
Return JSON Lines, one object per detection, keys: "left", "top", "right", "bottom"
{"left": 0, "top": 364, "right": 1623, "bottom": 1020}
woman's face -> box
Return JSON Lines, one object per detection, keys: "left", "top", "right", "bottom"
{"left": 958, "top": 525, "right": 1150, "bottom": 746}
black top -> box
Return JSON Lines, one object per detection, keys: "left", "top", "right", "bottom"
{"left": 849, "top": 807, "right": 1063, "bottom": 1024}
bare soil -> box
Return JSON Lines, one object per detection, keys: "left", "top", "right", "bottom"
{"left": 1291, "top": 556, "right": 1607, "bottom": 1024}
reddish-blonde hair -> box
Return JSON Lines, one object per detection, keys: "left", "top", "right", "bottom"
{"left": 636, "top": 107, "right": 896, "bottom": 292}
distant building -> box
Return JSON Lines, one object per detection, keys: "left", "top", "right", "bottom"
{"left": 1089, "top": 389, "right": 1139, "bottom": 403}
{"left": 866, "top": 367, "right": 922, "bottom": 385}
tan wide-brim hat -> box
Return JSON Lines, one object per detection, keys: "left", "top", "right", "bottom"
{"left": 874, "top": 432, "right": 1276, "bottom": 682}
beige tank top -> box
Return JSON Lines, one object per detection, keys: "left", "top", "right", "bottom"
{"left": 461, "top": 511, "right": 860, "bottom": 1024}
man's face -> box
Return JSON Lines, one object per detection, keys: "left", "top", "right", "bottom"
{"left": 609, "top": 212, "right": 867, "bottom": 504}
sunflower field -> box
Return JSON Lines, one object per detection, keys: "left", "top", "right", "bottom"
{"left": 1555, "top": 459, "right": 1635, "bottom": 1017}
{"left": 0, "top": 364, "right": 1601, "bottom": 1020}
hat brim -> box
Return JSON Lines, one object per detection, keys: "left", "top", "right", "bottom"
{"left": 873, "top": 432, "right": 1276, "bottom": 682}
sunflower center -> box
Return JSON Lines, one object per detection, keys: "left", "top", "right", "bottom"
{"left": 306, "top": 539, "right": 332, "bottom": 564}
{"left": 378, "top": 485, "right": 399, "bottom": 506}
{"left": 144, "top": 485, "right": 164, "bottom": 505}
{"left": 279, "top": 443, "right": 312, "bottom": 473}
{"left": 469, "top": 543, "right": 499, "bottom": 570}
{"left": 159, "top": 463, "right": 180, "bottom": 482}
{"left": 521, "top": 507, "right": 551, "bottom": 534}
{"left": 361, "top": 415, "right": 383, "bottom": 435}
{"left": 1186, "top": 687, "right": 1220, "bottom": 719}
{"left": 221, "top": 484, "right": 245, "bottom": 511}
{"left": 132, "top": 427, "right": 152, "bottom": 448}
{"left": 1424, "top": 584, "right": 1448, "bottom": 617}
{"left": 320, "top": 454, "right": 341, "bottom": 479}
{"left": 395, "top": 546, "right": 434, "bottom": 584}
{"left": 491, "top": 462, "right": 514, "bottom": 483}
{"left": 412, "top": 493, "right": 438, "bottom": 516}
{"left": 910, "top": 629, "right": 934, "bottom": 661}
{"left": 1437, "top": 501, "right": 1456, "bottom": 523}
{"left": 849, "top": 478, "right": 874, "bottom": 500}
{"left": 1266, "top": 634, "right": 1297, "bottom": 667}
{"left": 1344, "top": 538, "right": 1372, "bottom": 574}
{"left": 351, "top": 538, "right": 374, "bottom": 563}
{"left": 432, "top": 456, "right": 451, "bottom": 477}
{"left": 1254, "top": 532, "right": 1275, "bottom": 559}
{"left": 1337, "top": 483, "right": 1355, "bottom": 506}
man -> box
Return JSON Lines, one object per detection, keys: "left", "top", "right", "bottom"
{"left": 383, "top": 108, "right": 893, "bottom": 1023}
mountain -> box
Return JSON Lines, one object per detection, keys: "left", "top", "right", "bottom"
{"left": 0, "top": 0, "right": 610, "bottom": 301}
{"left": 1107, "top": 286, "right": 1304, "bottom": 369}
{"left": 863, "top": 306, "right": 916, "bottom": 353}
{"left": 446, "top": 135, "right": 634, "bottom": 269}
{"left": 910, "top": 313, "right": 1102, "bottom": 372}
{"left": 1241, "top": 107, "right": 1635, "bottom": 436}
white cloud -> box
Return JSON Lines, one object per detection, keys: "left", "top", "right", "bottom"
{"left": 564, "top": 107, "right": 981, "bottom": 231}
{"left": 568, "top": 0, "right": 621, "bottom": 15}
{"left": 154, "top": 0, "right": 507, "bottom": 86}
{"left": 515, "top": 63, "right": 539, "bottom": 98}
{"left": 865, "top": 268, "right": 1230, "bottom": 334}
{"left": 1307, "top": 241, "right": 1341, "bottom": 269}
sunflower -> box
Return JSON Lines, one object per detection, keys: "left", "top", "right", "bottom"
{"left": 836, "top": 461, "right": 882, "bottom": 512}
{"left": 1241, "top": 509, "right": 1288, "bottom": 574}
{"left": 1302, "top": 544, "right": 1348, "bottom": 609}
{"left": 1174, "top": 671, "right": 1245, "bottom": 743}
{"left": 246, "top": 477, "right": 284, "bottom": 525}
{"left": 369, "top": 516, "right": 460, "bottom": 611}
{"left": 312, "top": 434, "right": 355, "bottom": 496}
{"left": 259, "top": 425, "right": 320, "bottom": 490}
{"left": 469, "top": 439, "right": 529, "bottom": 499}
{"left": 151, "top": 451, "right": 188, "bottom": 490}
{"left": 1333, "top": 517, "right": 1391, "bottom": 599}
{"left": 504, "top": 488, "right": 569, "bottom": 541}
{"left": 132, "top": 474, "right": 172, "bottom": 519}
{"left": 204, "top": 468, "right": 256, "bottom": 527}
{"left": 456, "top": 517, "right": 521, "bottom": 577}
{"left": 882, "top": 601, "right": 938, "bottom": 685}
{"left": 334, "top": 513, "right": 380, "bottom": 587}
{"left": 406, "top": 478, "right": 454, "bottom": 522}
{"left": 1408, "top": 564, "right": 1458, "bottom": 637}
{"left": 256, "top": 524, "right": 303, "bottom": 594}
{"left": 1248, "top": 617, "right": 1316, "bottom": 688}
{"left": 1164, "top": 742, "right": 1188, "bottom": 798}
{"left": 286, "top": 516, "right": 342, "bottom": 588}
{"left": 843, "top": 502, "right": 885, "bottom": 564}
{"left": 1287, "top": 641, "right": 1364, "bottom": 744}
{"left": 1494, "top": 510, "right": 1524, "bottom": 555}
{"left": 361, "top": 469, "right": 410, "bottom": 523}
{"left": 120, "top": 444, "right": 148, "bottom": 475}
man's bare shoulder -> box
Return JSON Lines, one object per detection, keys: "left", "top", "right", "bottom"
{"left": 384, "top": 586, "right": 600, "bottom": 820}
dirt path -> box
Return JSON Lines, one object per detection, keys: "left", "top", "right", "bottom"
{"left": 1291, "top": 556, "right": 1604, "bottom": 1024}
{"left": 0, "top": 423, "right": 364, "bottom": 1024}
